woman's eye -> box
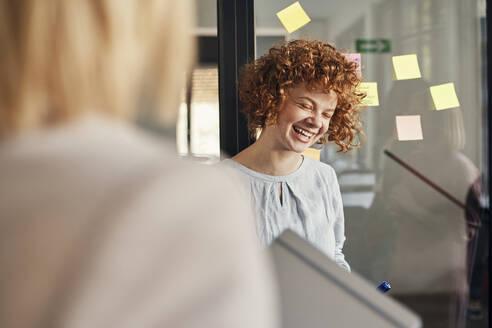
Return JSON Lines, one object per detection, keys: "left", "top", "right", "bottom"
{"left": 298, "top": 103, "right": 312, "bottom": 110}
{"left": 323, "top": 113, "right": 333, "bottom": 119}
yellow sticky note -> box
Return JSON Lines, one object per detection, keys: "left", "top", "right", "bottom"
{"left": 358, "top": 82, "right": 379, "bottom": 106}
{"left": 276, "top": 2, "right": 311, "bottom": 34}
{"left": 302, "top": 147, "right": 320, "bottom": 161}
{"left": 392, "top": 54, "right": 422, "bottom": 80}
{"left": 395, "top": 115, "right": 423, "bottom": 141}
{"left": 430, "top": 83, "right": 460, "bottom": 110}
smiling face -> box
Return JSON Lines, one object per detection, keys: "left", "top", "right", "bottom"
{"left": 265, "top": 85, "right": 338, "bottom": 153}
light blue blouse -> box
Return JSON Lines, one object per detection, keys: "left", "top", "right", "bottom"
{"left": 222, "top": 156, "right": 350, "bottom": 271}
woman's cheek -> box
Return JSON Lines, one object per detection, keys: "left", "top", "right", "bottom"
{"left": 322, "top": 121, "right": 330, "bottom": 134}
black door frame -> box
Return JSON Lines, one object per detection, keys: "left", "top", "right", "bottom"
{"left": 217, "top": 0, "right": 255, "bottom": 158}
{"left": 486, "top": 0, "right": 491, "bottom": 314}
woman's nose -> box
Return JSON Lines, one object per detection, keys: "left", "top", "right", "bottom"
{"left": 306, "top": 113, "right": 323, "bottom": 128}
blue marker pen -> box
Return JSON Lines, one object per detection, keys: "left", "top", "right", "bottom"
{"left": 377, "top": 281, "right": 391, "bottom": 293}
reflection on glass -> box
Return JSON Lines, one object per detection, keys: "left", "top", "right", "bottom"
{"left": 190, "top": 67, "right": 220, "bottom": 158}
{"left": 256, "top": 0, "right": 487, "bottom": 326}
{"left": 176, "top": 67, "right": 220, "bottom": 159}
{"left": 177, "top": 0, "right": 220, "bottom": 162}
{"left": 176, "top": 103, "right": 188, "bottom": 155}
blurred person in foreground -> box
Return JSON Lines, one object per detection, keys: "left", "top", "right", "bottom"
{"left": 0, "top": 1, "right": 278, "bottom": 327}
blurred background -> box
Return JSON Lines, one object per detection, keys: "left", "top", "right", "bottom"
{"left": 140, "top": 0, "right": 489, "bottom": 326}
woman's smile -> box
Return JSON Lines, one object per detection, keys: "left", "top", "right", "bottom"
{"left": 292, "top": 125, "right": 316, "bottom": 143}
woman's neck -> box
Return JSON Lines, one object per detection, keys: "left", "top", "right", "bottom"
{"left": 232, "top": 132, "right": 303, "bottom": 176}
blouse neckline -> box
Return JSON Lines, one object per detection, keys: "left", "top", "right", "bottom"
{"left": 224, "top": 155, "right": 309, "bottom": 182}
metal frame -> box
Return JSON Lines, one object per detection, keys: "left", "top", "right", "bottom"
{"left": 217, "top": 0, "right": 255, "bottom": 157}
{"left": 487, "top": 0, "right": 491, "bottom": 318}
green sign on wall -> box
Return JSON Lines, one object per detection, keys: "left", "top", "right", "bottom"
{"left": 356, "top": 39, "right": 391, "bottom": 53}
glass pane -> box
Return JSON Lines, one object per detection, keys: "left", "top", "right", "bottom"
{"left": 176, "top": 0, "right": 220, "bottom": 163}
{"left": 255, "top": 0, "right": 488, "bottom": 326}
{"left": 176, "top": 102, "right": 188, "bottom": 155}
{"left": 190, "top": 67, "right": 220, "bottom": 158}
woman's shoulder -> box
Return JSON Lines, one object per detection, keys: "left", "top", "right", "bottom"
{"left": 302, "top": 156, "right": 337, "bottom": 178}
{"left": 220, "top": 158, "right": 238, "bottom": 168}
{"left": 219, "top": 158, "right": 275, "bottom": 182}
{"left": 219, "top": 158, "right": 248, "bottom": 177}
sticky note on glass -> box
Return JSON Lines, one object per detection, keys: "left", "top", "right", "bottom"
{"left": 395, "top": 115, "right": 423, "bottom": 141}
{"left": 342, "top": 53, "right": 362, "bottom": 77}
{"left": 392, "top": 54, "right": 422, "bottom": 80}
{"left": 430, "top": 83, "right": 460, "bottom": 110}
{"left": 302, "top": 147, "right": 320, "bottom": 161}
{"left": 358, "top": 82, "right": 379, "bottom": 106}
{"left": 276, "top": 2, "right": 311, "bottom": 34}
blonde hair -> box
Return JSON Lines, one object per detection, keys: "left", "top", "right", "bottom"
{"left": 0, "top": 0, "right": 194, "bottom": 138}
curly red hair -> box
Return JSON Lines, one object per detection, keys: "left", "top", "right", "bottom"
{"left": 239, "top": 39, "right": 365, "bottom": 152}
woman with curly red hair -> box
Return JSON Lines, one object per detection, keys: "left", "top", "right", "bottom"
{"left": 223, "top": 40, "right": 364, "bottom": 271}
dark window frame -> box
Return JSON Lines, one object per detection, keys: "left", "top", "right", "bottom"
{"left": 486, "top": 0, "right": 491, "bottom": 311}
{"left": 217, "top": 0, "right": 255, "bottom": 158}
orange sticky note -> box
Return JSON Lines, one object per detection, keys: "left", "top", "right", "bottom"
{"left": 358, "top": 82, "right": 379, "bottom": 106}
{"left": 302, "top": 147, "right": 320, "bottom": 161}
{"left": 430, "top": 83, "right": 460, "bottom": 110}
{"left": 395, "top": 115, "right": 423, "bottom": 141}
{"left": 276, "top": 2, "right": 311, "bottom": 34}
{"left": 392, "top": 54, "right": 422, "bottom": 80}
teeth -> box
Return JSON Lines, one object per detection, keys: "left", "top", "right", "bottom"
{"left": 293, "top": 126, "right": 314, "bottom": 138}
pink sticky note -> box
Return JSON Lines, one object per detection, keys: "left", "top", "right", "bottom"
{"left": 342, "top": 53, "right": 362, "bottom": 77}
{"left": 395, "top": 115, "right": 423, "bottom": 141}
